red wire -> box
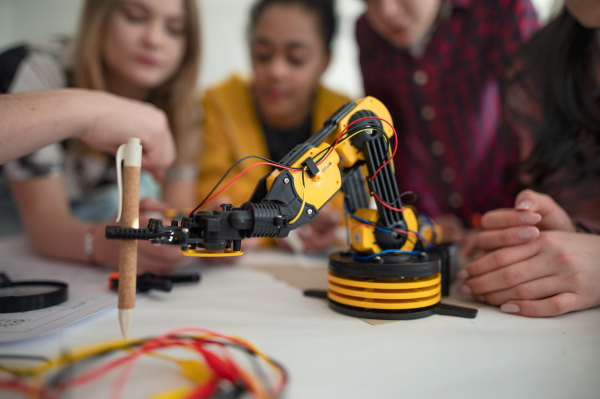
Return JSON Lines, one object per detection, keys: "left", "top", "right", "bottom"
{"left": 190, "top": 161, "right": 300, "bottom": 216}
{"left": 317, "top": 116, "right": 399, "bottom": 182}
{"left": 0, "top": 379, "right": 31, "bottom": 394}
{"left": 373, "top": 192, "right": 406, "bottom": 212}
{"left": 1, "top": 328, "right": 286, "bottom": 399}
{"left": 111, "top": 348, "right": 142, "bottom": 399}
{"left": 317, "top": 115, "right": 403, "bottom": 215}
{"left": 191, "top": 115, "right": 398, "bottom": 217}
{"left": 186, "top": 379, "right": 218, "bottom": 399}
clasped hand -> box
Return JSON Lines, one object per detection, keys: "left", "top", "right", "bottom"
{"left": 457, "top": 190, "right": 600, "bottom": 317}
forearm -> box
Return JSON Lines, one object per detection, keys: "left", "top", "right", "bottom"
{"left": 8, "top": 175, "right": 101, "bottom": 264}
{"left": 162, "top": 179, "right": 197, "bottom": 209}
{"left": 0, "top": 89, "right": 91, "bottom": 164}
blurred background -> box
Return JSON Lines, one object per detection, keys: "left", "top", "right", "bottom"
{"left": 0, "top": 0, "right": 560, "bottom": 99}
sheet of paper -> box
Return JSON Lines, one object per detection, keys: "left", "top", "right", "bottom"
{"left": 0, "top": 239, "right": 118, "bottom": 343}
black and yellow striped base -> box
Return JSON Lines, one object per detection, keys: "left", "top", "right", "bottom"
{"left": 327, "top": 251, "right": 443, "bottom": 319}
{"left": 328, "top": 272, "right": 442, "bottom": 310}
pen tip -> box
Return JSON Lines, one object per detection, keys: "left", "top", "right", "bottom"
{"left": 119, "top": 308, "right": 133, "bottom": 340}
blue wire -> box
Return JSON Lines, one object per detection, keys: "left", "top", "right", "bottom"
{"left": 350, "top": 248, "right": 422, "bottom": 260}
{"left": 343, "top": 203, "right": 393, "bottom": 233}
{"left": 412, "top": 230, "right": 434, "bottom": 250}
{"left": 419, "top": 213, "right": 438, "bottom": 243}
{"left": 344, "top": 203, "right": 433, "bottom": 249}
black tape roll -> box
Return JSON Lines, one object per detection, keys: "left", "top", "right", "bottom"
{"left": 0, "top": 280, "right": 68, "bottom": 313}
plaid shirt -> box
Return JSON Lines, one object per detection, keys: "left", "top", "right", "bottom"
{"left": 357, "top": 0, "right": 539, "bottom": 226}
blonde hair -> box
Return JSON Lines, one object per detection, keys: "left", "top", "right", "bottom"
{"left": 73, "top": 0, "right": 201, "bottom": 165}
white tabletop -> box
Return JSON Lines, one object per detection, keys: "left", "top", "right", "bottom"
{"left": 0, "top": 236, "right": 599, "bottom": 399}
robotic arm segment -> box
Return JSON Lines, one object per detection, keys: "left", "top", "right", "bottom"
{"left": 107, "top": 97, "right": 416, "bottom": 256}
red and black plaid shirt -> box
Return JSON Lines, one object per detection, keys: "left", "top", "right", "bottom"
{"left": 357, "top": 0, "right": 539, "bottom": 226}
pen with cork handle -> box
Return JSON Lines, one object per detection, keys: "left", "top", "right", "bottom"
{"left": 115, "top": 137, "right": 142, "bottom": 339}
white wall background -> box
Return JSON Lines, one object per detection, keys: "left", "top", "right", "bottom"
{"left": 0, "top": 0, "right": 560, "bottom": 99}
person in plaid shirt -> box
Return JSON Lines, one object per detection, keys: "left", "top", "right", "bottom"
{"left": 356, "top": 0, "right": 539, "bottom": 259}
{"left": 457, "top": 1, "right": 600, "bottom": 318}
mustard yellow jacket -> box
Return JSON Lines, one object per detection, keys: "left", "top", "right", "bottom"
{"left": 197, "top": 74, "right": 351, "bottom": 208}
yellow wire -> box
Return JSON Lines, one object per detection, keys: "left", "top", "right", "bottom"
{"left": 0, "top": 338, "right": 142, "bottom": 377}
{"left": 0, "top": 332, "right": 282, "bottom": 399}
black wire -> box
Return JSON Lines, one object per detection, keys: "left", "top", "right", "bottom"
{"left": 399, "top": 191, "right": 418, "bottom": 205}
{"left": 190, "top": 154, "right": 304, "bottom": 216}
{"left": 191, "top": 118, "right": 393, "bottom": 217}
{"left": 44, "top": 340, "right": 145, "bottom": 394}
{"left": 0, "top": 354, "right": 51, "bottom": 363}
{"left": 40, "top": 335, "right": 287, "bottom": 397}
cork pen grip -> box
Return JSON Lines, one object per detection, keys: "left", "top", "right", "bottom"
{"left": 118, "top": 165, "right": 141, "bottom": 310}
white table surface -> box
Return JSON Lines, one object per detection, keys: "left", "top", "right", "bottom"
{"left": 0, "top": 236, "right": 599, "bottom": 399}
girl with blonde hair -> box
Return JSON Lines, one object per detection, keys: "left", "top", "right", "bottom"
{"left": 0, "top": 0, "right": 200, "bottom": 271}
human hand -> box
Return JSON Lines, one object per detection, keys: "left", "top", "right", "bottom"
{"left": 279, "top": 204, "right": 341, "bottom": 254}
{"left": 78, "top": 90, "right": 176, "bottom": 181}
{"left": 479, "top": 189, "right": 575, "bottom": 235}
{"left": 434, "top": 213, "right": 465, "bottom": 243}
{"left": 458, "top": 231, "right": 600, "bottom": 317}
{"left": 433, "top": 214, "right": 481, "bottom": 262}
{"left": 95, "top": 229, "right": 183, "bottom": 274}
{"left": 456, "top": 229, "right": 483, "bottom": 263}
{"left": 97, "top": 199, "right": 182, "bottom": 273}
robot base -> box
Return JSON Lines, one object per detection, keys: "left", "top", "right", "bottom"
{"left": 323, "top": 250, "right": 477, "bottom": 320}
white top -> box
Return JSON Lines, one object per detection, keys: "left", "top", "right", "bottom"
{"left": 0, "top": 237, "right": 598, "bottom": 399}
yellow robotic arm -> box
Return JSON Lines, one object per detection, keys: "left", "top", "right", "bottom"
{"left": 107, "top": 97, "right": 476, "bottom": 320}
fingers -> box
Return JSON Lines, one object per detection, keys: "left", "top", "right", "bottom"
{"left": 312, "top": 206, "right": 341, "bottom": 229}
{"left": 459, "top": 242, "right": 549, "bottom": 295}
{"left": 500, "top": 292, "right": 580, "bottom": 317}
{"left": 477, "top": 225, "right": 539, "bottom": 250}
{"left": 138, "top": 109, "right": 176, "bottom": 176}
{"left": 457, "top": 230, "right": 480, "bottom": 262}
{"left": 480, "top": 276, "right": 565, "bottom": 305}
{"left": 480, "top": 209, "right": 542, "bottom": 230}
{"left": 208, "top": 196, "right": 232, "bottom": 211}
{"left": 513, "top": 189, "right": 574, "bottom": 232}
{"left": 297, "top": 225, "right": 335, "bottom": 253}
{"left": 458, "top": 239, "right": 540, "bottom": 280}
{"left": 139, "top": 198, "right": 168, "bottom": 212}
{"left": 434, "top": 213, "right": 465, "bottom": 243}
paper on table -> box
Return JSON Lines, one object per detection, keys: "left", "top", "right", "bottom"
{"left": 258, "top": 265, "right": 395, "bottom": 326}
{"left": 0, "top": 252, "right": 117, "bottom": 343}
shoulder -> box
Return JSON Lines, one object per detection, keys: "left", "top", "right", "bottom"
{"left": 316, "top": 85, "right": 351, "bottom": 109}
{"left": 203, "top": 73, "right": 251, "bottom": 105}
{"left": 201, "top": 73, "right": 257, "bottom": 123}
{"left": 313, "top": 85, "right": 351, "bottom": 127}
{"left": 355, "top": 13, "right": 378, "bottom": 47}
{"left": 0, "top": 36, "right": 73, "bottom": 94}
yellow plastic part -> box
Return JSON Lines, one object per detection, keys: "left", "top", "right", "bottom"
{"left": 349, "top": 208, "right": 380, "bottom": 253}
{"left": 179, "top": 249, "right": 244, "bottom": 257}
{"left": 348, "top": 207, "right": 419, "bottom": 254}
{"left": 152, "top": 386, "right": 194, "bottom": 399}
{"left": 328, "top": 291, "right": 441, "bottom": 310}
{"left": 266, "top": 141, "right": 342, "bottom": 219}
{"left": 329, "top": 280, "right": 440, "bottom": 299}
{"left": 420, "top": 222, "right": 443, "bottom": 245}
{"left": 329, "top": 272, "right": 441, "bottom": 289}
{"left": 335, "top": 138, "right": 364, "bottom": 168}
{"left": 328, "top": 272, "right": 442, "bottom": 309}
{"left": 333, "top": 97, "right": 394, "bottom": 169}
